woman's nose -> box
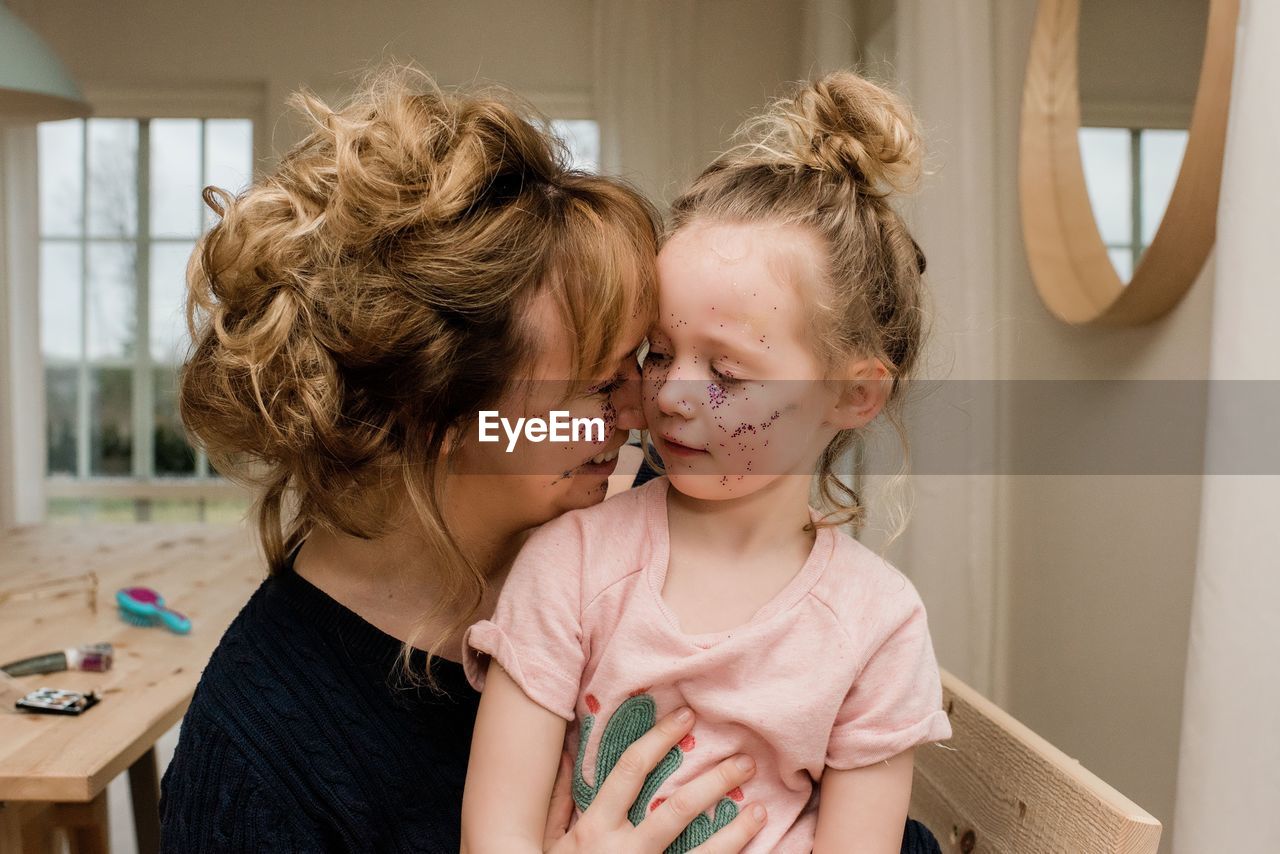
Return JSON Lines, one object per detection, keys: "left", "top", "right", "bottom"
{"left": 612, "top": 361, "right": 646, "bottom": 431}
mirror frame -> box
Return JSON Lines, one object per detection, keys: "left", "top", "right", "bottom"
{"left": 1019, "top": 0, "right": 1239, "bottom": 326}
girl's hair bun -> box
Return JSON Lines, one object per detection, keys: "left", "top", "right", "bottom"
{"left": 734, "top": 70, "right": 923, "bottom": 196}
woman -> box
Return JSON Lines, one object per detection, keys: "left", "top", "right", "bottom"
{"left": 159, "top": 67, "right": 940, "bottom": 853}
{"left": 158, "top": 68, "right": 765, "bottom": 853}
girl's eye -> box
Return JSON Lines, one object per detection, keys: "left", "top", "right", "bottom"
{"left": 711, "top": 364, "right": 742, "bottom": 386}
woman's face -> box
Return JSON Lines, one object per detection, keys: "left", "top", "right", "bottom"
{"left": 451, "top": 291, "right": 649, "bottom": 529}
{"left": 642, "top": 221, "right": 852, "bottom": 501}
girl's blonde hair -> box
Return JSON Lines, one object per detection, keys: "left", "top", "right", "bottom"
{"left": 666, "top": 70, "right": 930, "bottom": 535}
{"left": 180, "top": 67, "right": 657, "bottom": 676}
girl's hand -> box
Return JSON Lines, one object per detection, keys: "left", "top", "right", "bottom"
{"left": 543, "top": 707, "right": 768, "bottom": 854}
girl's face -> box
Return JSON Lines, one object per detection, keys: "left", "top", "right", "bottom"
{"left": 642, "top": 221, "right": 881, "bottom": 502}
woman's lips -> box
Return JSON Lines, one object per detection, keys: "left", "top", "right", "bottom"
{"left": 576, "top": 440, "right": 626, "bottom": 474}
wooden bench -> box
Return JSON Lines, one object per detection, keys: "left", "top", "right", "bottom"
{"left": 911, "top": 670, "right": 1162, "bottom": 854}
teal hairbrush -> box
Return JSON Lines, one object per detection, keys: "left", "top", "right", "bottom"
{"left": 116, "top": 587, "right": 191, "bottom": 634}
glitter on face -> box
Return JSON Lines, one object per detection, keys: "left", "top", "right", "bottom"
{"left": 643, "top": 222, "right": 845, "bottom": 500}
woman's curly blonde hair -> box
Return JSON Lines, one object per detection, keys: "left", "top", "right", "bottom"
{"left": 180, "top": 67, "right": 657, "bottom": 673}
{"left": 664, "top": 70, "right": 931, "bottom": 539}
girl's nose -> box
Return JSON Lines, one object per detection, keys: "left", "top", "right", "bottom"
{"left": 655, "top": 365, "right": 697, "bottom": 419}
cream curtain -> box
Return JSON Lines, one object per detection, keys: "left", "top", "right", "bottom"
{"left": 1173, "top": 0, "right": 1280, "bottom": 847}
{"left": 0, "top": 125, "right": 44, "bottom": 528}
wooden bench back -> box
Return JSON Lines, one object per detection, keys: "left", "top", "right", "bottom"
{"left": 910, "top": 670, "right": 1162, "bottom": 854}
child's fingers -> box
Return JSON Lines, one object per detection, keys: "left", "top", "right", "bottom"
{"left": 635, "top": 754, "right": 759, "bottom": 850}
{"left": 586, "top": 706, "right": 695, "bottom": 823}
{"left": 686, "top": 803, "right": 768, "bottom": 854}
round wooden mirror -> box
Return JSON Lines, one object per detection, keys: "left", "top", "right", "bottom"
{"left": 1019, "top": 0, "right": 1239, "bottom": 325}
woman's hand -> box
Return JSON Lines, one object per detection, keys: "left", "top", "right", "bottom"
{"left": 542, "top": 707, "right": 767, "bottom": 853}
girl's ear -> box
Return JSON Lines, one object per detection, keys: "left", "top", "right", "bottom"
{"left": 828, "top": 356, "right": 891, "bottom": 431}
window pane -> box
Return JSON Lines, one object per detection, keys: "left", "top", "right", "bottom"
{"left": 1078, "top": 127, "right": 1132, "bottom": 246}
{"left": 149, "top": 499, "right": 204, "bottom": 522}
{"left": 86, "top": 242, "right": 137, "bottom": 360}
{"left": 41, "top": 241, "right": 82, "bottom": 361}
{"left": 1108, "top": 247, "right": 1134, "bottom": 282}
{"left": 206, "top": 498, "right": 249, "bottom": 522}
{"left": 1141, "top": 129, "right": 1189, "bottom": 245}
{"left": 47, "top": 497, "right": 86, "bottom": 523}
{"left": 87, "top": 119, "right": 138, "bottom": 237}
{"left": 154, "top": 365, "right": 195, "bottom": 476}
{"left": 150, "top": 242, "right": 195, "bottom": 363}
{"left": 89, "top": 366, "right": 132, "bottom": 475}
{"left": 151, "top": 119, "right": 202, "bottom": 238}
{"left": 551, "top": 119, "right": 600, "bottom": 173}
{"left": 47, "top": 498, "right": 141, "bottom": 523}
{"left": 46, "top": 366, "right": 78, "bottom": 475}
{"left": 38, "top": 120, "right": 84, "bottom": 237}
{"left": 203, "top": 120, "right": 253, "bottom": 228}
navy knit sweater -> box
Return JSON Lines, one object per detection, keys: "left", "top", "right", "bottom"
{"left": 159, "top": 559, "right": 479, "bottom": 853}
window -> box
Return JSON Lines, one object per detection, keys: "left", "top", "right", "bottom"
{"left": 550, "top": 119, "right": 601, "bottom": 173}
{"left": 37, "top": 117, "right": 254, "bottom": 521}
{"left": 1078, "top": 126, "right": 1189, "bottom": 281}
{"left": 35, "top": 110, "right": 595, "bottom": 522}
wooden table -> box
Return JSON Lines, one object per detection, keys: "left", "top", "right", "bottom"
{"left": 0, "top": 524, "right": 262, "bottom": 853}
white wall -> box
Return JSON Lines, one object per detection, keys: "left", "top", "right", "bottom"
{"left": 990, "top": 4, "right": 1212, "bottom": 851}
{"left": 851, "top": 1, "right": 1220, "bottom": 849}
{"left": 1078, "top": 0, "right": 1207, "bottom": 124}
{"left": 1174, "top": 0, "right": 1280, "bottom": 845}
{"left": 9, "top": 0, "right": 801, "bottom": 201}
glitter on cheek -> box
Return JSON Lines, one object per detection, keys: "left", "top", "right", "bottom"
{"left": 599, "top": 398, "right": 617, "bottom": 437}
{"left": 708, "top": 383, "right": 727, "bottom": 409}
{"left": 759, "top": 410, "right": 782, "bottom": 430}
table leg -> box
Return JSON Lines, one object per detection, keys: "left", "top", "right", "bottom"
{"left": 22, "top": 807, "right": 57, "bottom": 854}
{"left": 54, "top": 792, "right": 108, "bottom": 854}
{"left": 0, "top": 802, "right": 21, "bottom": 852}
{"left": 0, "top": 804, "right": 26, "bottom": 854}
{"left": 0, "top": 801, "right": 59, "bottom": 854}
{"left": 129, "top": 746, "right": 161, "bottom": 854}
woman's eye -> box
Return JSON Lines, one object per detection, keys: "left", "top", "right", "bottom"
{"left": 587, "top": 375, "right": 626, "bottom": 397}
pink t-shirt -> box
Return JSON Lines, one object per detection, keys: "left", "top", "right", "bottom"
{"left": 464, "top": 477, "right": 951, "bottom": 853}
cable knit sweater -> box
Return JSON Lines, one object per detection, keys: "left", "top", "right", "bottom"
{"left": 158, "top": 559, "right": 479, "bottom": 853}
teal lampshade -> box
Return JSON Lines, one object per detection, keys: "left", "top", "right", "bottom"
{"left": 0, "top": 5, "right": 90, "bottom": 120}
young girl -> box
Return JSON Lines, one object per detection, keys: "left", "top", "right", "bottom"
{"left": 461, "top": 71, "right": 950, "bottom": 853}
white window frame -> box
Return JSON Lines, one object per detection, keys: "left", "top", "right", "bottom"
{"left": 20, "top": 85, "right": 596, "bottom": 522}
{"left": 37, "top": 84, "right": 266, "bottom": 519}
{"left": 1080, "top": 98, "right": 1192, "bottom": 275}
